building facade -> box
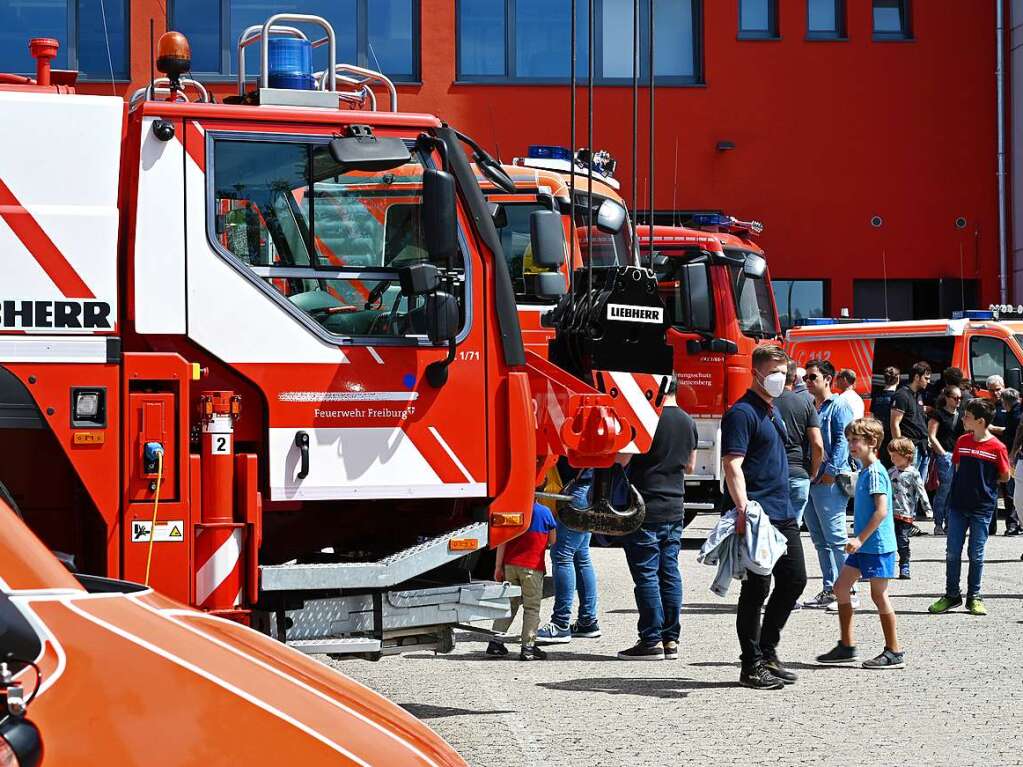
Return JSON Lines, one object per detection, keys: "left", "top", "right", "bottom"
{"left": 1, "top": 0, "right": 1008, "bottom": 326}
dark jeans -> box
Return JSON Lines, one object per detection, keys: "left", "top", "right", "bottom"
{"left": 894, "top": 519, "right": 913, "bottom": 567}
{"left": 946, "top": 506, "right": 993, "bottom": 598}
{"left": 622, "top": 520, "right": 684, "bottom": 646}
{"left": 736, "top": 518, "right": 808, "bottom": 669}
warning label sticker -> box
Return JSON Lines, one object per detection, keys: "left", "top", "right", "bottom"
{"left": 131, "top": 520, "right": 185, "bottom": 543}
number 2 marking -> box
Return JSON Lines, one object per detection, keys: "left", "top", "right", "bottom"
{"left": 211, "top": 434, "right": 231, "bottom": 454}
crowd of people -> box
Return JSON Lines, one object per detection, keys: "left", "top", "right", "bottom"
{"left": 482, "top": 346, "right": 1018, "bottom": 691}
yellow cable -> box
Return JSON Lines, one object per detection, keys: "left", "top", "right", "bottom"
{"left": 143, "top": 451, "right": 164, "bottom": 587}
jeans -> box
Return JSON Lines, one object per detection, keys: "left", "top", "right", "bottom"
{"left": 915, "top": 447, "right": 929, "bottom": 483}
{"left": 894, "top": 519, "right": 913, "bottom": 567}
{"left": 622, "top": 520, "right": 683, "bottom": 645}
{"left": 805, "top": 482, "right": 849, "bottom": 592}
{"left": 945, "top": 507, "right": 993, "bottom": 598}
{"left": 550, "top": 519, "right": 598, "bottom": 628}
{"left": 931, "top": 453, "right": 955, "bottom": 530}
{"left": 788, "top": 476, "right": 811, "bottom": 528}
{"left": 736, "top": 518, "right": 807, "bottom": 668}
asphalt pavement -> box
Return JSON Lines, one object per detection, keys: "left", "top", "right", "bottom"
{"left": 328, "top": 515, "right": 1023, "bottom": 767}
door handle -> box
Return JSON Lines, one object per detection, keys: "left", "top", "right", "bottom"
{"left": 295, "top": 431, "right": 310, "bottom": 479}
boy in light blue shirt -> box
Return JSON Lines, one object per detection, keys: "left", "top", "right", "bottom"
{"left": 816, "top": 417, "right": 905, "bottom": 669}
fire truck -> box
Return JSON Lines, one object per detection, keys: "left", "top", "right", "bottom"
{"left": 0, "top": 17, "right": 669, "bottom": 657}
{"left": 637, "top": 219, "right": 781, "bottom": 519}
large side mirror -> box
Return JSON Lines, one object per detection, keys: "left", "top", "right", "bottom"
{"left": 328, "top": 132, "right": 411, "bottom": 172}
{"left": 1007, "top": 367, "right": 1022, "bottom": 392}
{"left": 398, "top": 263, "right": 439, "bottom": 296}
{"left": 595, "top": 199, "right": 627, "bottom": 234}
{"left": 425, "top": 291, "right": 460, "bottom": 345}
{"left": 525, "top": 272, "right": 568, "bottom": 298}
{"left": 423, "top": 169, "right": 458, "bottom": 266}
{"left": 529, "top": 210, "right": 565, "bottom": 267}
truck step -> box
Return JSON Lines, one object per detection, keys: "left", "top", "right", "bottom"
{"left": 287, "top": 637, "right": 382, "bottom": 655}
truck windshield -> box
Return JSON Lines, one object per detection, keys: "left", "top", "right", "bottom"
{"left": 728, "top": 261, "right": 778, "bottom": 338}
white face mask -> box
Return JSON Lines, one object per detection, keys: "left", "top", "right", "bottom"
{"left": 759, "top": 371, "right": 786, "bottom": 398}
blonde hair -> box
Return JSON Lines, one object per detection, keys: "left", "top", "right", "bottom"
{"left": 887, "top": 437, "right": 916, "bottom": 460}
{"left": 845, "top": 417, "right": 884, "bottom": 449}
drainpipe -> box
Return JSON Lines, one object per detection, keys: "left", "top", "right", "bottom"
{"left": 997, "top": 0, "right": 1009, "bottom": 303}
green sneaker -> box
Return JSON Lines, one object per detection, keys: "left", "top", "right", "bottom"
{"left": 928, "top": 595, "right": 963, "bottom": 614}
{"left": 966, "top": 597, "right": 987, "bottom": 616}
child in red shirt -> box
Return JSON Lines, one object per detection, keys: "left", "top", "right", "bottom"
{"left": 487, "top": 503, "right": 557, "bottom": 660}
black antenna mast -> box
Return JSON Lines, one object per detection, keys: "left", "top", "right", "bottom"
{"left": 587, "top": 0, "right": 595, "bottom": 293}
{"left": 149, "top": 18, "right": 155, "bottom": 98}
{"left": 632, "top": 0, "right": 639, "bottom": 261}
{"left": 648, "top": 0, "right": 655, "bottom": 268}
{"left": 569, "top": 0, "right": 577, "bottom": 307}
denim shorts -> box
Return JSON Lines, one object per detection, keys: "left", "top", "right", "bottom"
{"left": 845, "top": 551, "right": 897, "bottom": 579}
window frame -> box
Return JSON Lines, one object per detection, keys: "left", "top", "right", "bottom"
{"left": 169, "top": 0, "right": 421, "bottom": 83}
{"left": 737, "top": 0, "right": 779, "bottom": 41}
{"left": 805, "top": 0, "right": 846, "bottom": 41}
{"left": 872, "top": 0, "right": 912, "bottom": 41}
{"left": 455, "top": 0, "right": 704, "bottom": 86}
{"left": 772, "top": 278, "right": 828, "bottom": 331}
{"left": 204, "top": 130, "right": 473, "bottom": 348}
{"left": 2, "top": 0, "right": 130, "bottom": 80}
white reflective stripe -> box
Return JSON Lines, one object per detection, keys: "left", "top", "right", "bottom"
{"left": 195, "top": 529, "right": 242, "bottom": 606}
{"left": 609, "top": 372, "right": 659, "bottom": 439}
{"left": 428, "top": 427, "right": 477, "bottom": 484}
{"left": 545, "top": 381, "right": 566, "bottom": 432}
{"left": 129, "top": 598, "right": 444, "bottom": 767}
{"left": 366, "top": 346, "right": 384, "bottom": 364}
{"left": 62, "top": 599, "right": 371, "bottom": 766}
{"left": 0, "top": 335, "right": 109, "bottom": 363}
{"left": 9, "top": 595, "right": 67, "bottom": 701}
{"left": 278, "top": 391, "right": 417, "bottom": 403}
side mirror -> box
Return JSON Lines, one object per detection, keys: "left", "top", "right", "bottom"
{"left": 529, "top": 210, "right": 565, "bottom": 267}
{"left": 328, "top": 132, "right": 411, "bottom": 172}
{"left": 527, "top": 272, "right": 568, "bottom": 298}
{"left": 488, "top": 201, "right": 508, "bottom": 229}
{"left": 1007, "top": 367, "right": 1022, "bottom": 392}
{"left": 0, "top": 715, "right": 42, "bottom": 767}
{"left": 595, "top": 199, "right": 627, "bottom": 234}
{"left": 743, "top": 253, "right": 767, "bottom": 278}
{"left": 398, "top": 263, "right": 439, "bottom": 296}
{"left": 422, "top": 169, "right": 458, "bottom": 266}
{"left": 425, "top": 291, "right": 460, "bottom": 344}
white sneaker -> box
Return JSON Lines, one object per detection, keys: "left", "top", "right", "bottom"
{"left": 826, "top": 596, "right": 861, "bottom": 612}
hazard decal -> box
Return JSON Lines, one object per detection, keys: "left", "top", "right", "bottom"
{"left": 131, "top": 520, "right": 185, "bottom": 543}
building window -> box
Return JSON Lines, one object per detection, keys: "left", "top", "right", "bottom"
{"left": 773, "top": 279, "right": 827, "bottom": 330}
{"left": 0, "top": 1, "right": 129, "bottom": 79}
{"left": 171, "top": 0, "right": 419, "bottom": 82}
{"left": 457, "top": 0, "right": 703, "bottom": 85}
{"left": 806, "top": 0, "right": 845, "bottom": 39}
{"left": 738, "top": 0, "right": 778, "bottom": 39}
{"left": 873, "top": 0, "right": 910, "bottom": 40}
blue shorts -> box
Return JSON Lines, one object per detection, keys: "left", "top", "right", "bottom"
{"left": 845, "top": 551, "right": 897, "bottom": 579}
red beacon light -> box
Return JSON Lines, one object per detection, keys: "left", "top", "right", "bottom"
{"left": 156, "top": 31, "right": 192, "bottom": 94}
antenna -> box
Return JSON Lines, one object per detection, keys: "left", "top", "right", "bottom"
{"left": 672, "top": 134, "right": 679, "bottom": 227}
{"left": 647, "top": 0, "right": 655, "bottom": 268}
{"left": 959, "top": 242, "right": 967, "bottom": 311}
{"left": 487, "top": 103, "right": 502, "bottom": 164}
{"left": 569, "top": 0, "right": 577, "bottom": 307}
{"left": 149, "top": 18, "right": 155, "bottom": 98}
{"left": 632, "top": 0, "right": 639, "bottom": 261}
{"left": 882, "top": 248, "right": 890, "bottom": 320}
{"left": 587, "top": 0, "right": 595, "bottom": 294}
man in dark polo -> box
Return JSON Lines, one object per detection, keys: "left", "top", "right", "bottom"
{"left": 722, "top": 344, "right": 808, "bottom": 690}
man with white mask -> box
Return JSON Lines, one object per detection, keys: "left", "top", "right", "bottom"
{"left": 722, "top": 345, "right": 808, "bottom": 690}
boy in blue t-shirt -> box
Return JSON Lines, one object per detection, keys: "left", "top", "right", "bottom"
{"left": 817, "top": 418, "right": 905, "bottom": 669}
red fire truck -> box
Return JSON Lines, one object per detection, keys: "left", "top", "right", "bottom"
{"left": 638, "top": 219, "right": 781, "bottom": 519}
{"left": 0, "top": 17, "right": 668, "bottom": 657}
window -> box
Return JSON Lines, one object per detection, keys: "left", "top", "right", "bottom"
{"left": 457, "top": 0, "right": 702, "bottom": 85}
{"left": 970, "top": 336, "right": 1022, "bottom": 388}
{"left": 873, "top": 0, "right": 910, "bottom": 40}
{"left": 773, "top": 279, "right": 826, "bottom": 330}
{"left": 738, "top": 0, "right": 778, "bottom": 39}
{"left": 655, "top": 254, "right": 714, "bottom": 332}
{"left": 492, "top": 201, "right": 555, "bottom": 298}
{"left": 0, "top": 0, "right": 128, "bottom": 79}
{"left": 211, "top": 138, "right": 464, "bottom": 341}
{"left": 806, "top": 0, "right": 844, "bottom": 39}
{"left": 871, "top": 336, "right": 954, "bottom": 395}
{"left": 728, "top": 262, "right": 778, "bottom": 338}
{"left": 172, "top": 0, "right": 419, "bottom": 81}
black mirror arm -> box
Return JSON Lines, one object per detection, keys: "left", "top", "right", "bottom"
{"left": 426, "top": 337, "right": 457, "bottom": 388}
{"left": 416, "top": 133, "right": 449, "bottom": 171}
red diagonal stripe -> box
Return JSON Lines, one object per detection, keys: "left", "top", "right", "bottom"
{"left": 0, "top": 177, "right": 93, "bottom": 298}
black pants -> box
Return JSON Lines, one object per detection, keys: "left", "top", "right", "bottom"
{"left": 736, "top": 518, "right": 807, "bottom": 669}
{"left": 895, "top": 519, "right": 913, "bottom": 567}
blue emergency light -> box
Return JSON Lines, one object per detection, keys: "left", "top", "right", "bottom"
{"left": 527, "top": 145, "right": 574, "bottom": 162}
{"left": 689, "top": 213, "right": 733, "bottom": 228}
{"left": 267, "top": 37, "right": 314, "bottom": 90}
{"left": 952, "top": 310, "right": 995, "bottom": 320}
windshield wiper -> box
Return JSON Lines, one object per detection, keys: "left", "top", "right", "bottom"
{"left": 453, "top": 130, "right": 517, "bottom": 194}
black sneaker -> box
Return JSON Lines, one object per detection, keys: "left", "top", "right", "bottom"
{"left": 816, "top": 642, "right": 858, "bottom": 664}
{"left": 662, "top": 640, "right": 679, "bottom": 660}
{"left": 485, "top": 640, "right": 509, "bottom": 657}
{"left": 762, "top": 656, "right": 797, "bottom": 684}
{"left": 862, "top": 648, "right": 905, "bottom": 669}
{"left": 909, "top": 524, "right": 927, "bottom": 537}
{"left": 1006, "top": 527, "right": 1022, "bottom": 537}
{"left": 570, "top": 620, "right": 602, "bottom": 639}
{"left": 739, "top": 661, "right": 785, "bottom": 690}
{"left": 617, "top": 642, "right": 665, "bottom": 661}
{"left": 519, "top": 644, "right": 548, "bottom": 661}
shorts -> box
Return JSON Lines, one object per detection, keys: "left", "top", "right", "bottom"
{"left": 844, "top": 551, "right": 897, "bottom": 579}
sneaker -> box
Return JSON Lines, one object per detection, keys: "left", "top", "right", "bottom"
{"left": 909, "top": 524, "right": 928, "bottom": 537}
{"left": 803, "top": 589, "right": 837, "bottom": 609}
{"left": 1006, "top": 527, "right": 1022, "bottom": 537}
{"left": 762, "top": 656, "right": 797, "bottom": 684}
{"left": 570, "top": 620, "right": 602, "bottom": 639}
{"left": 617, "top": 642, "right": 665, "bottom": 661}
{"left": 662, "top": 640, "right": 679, "bottom": 660}
{"left": 898, "top": 564, "right": 911, "bottom": 580}
{"left": 816, "top": 642, "right": 858, "bottom": 664}
{"left": 933, "top": 526, "right": 946, "bottom": 537}
{"left": 966, "top": 597, "right": 988, "bottom": 616}
{"left": 790, "top": 600, "right": 802, "bottom": 612}
{"left": 535, "top": 622, "right": 571, "bottom": 644}
{"left": 928, "top": 595, "right": 963, "bottom": 614}
{"left": 862, "top": 648, "right": 906, "bottom": 669}
{"left": 519, "top": 644, "right": 548, "bottom": 661}
{"left": 826, "top": 595, "right": 861, "bottom": 612}
{"left": 739, "top": 661, "right": 785, "bottom": 690}
{"left": 485, "top": 640, "right": 509, "bottom": 657}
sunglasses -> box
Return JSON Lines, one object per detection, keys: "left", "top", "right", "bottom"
{"left": 804, "top": 373, "right": 823, "bottom": 382}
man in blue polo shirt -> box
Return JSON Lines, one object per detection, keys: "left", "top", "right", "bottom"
{"left": 722, "top": 344, "right": 808, "bottom": 691}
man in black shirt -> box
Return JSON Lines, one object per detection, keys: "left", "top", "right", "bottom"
{"left": 891, "top": 361, "right": 932, "bottom": 476}
{"left": 775, "top": 361, "right": 824, "bottom": 527}
{"left": 617, "top": 378, "right": 698, "bottom": 662}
